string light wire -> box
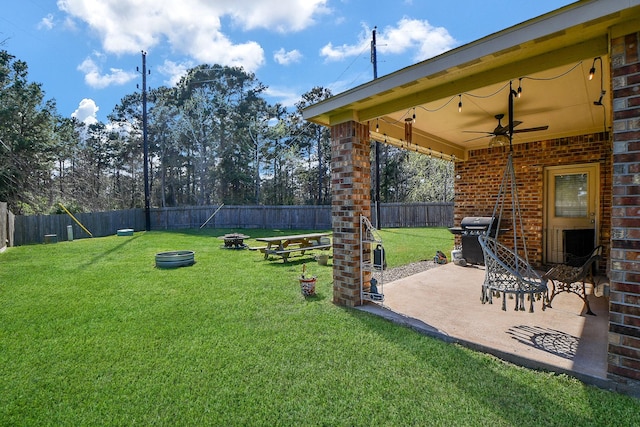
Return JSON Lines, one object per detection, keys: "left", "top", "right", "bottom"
{"left": 375, "top": 60, "right": 586, "bottom": 128}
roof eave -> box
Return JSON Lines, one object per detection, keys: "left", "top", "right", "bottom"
{"left": 303, "top": 0, "right": 640, "bottom": 126}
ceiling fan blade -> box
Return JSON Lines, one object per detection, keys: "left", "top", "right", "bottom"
{"left": 462, "top": 130, "right": 494, "bottom": 134}
{"left": 494, "top": 125, "right": 509, "bottom": 135}
{"left": 512, "top": 125, "right": 549, "bottom": 134}
{"left": 499, "top": 120, "right": 523, "bottom": 134}
{"left": 463, "top": 134, "right": 492, "bottom": 142}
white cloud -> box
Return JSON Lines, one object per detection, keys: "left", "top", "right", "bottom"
{"left": 158, "top": 60, "right": 194, "bottom": 87}
{"left": 320, "top": 18, "right": 456, "bottom": 63}
{"left": 62, "top": 16, "right": 77, "bottom": 31}
{"left": 38, "top": 14, "right": 55, "bottom": 30}
{"left": 229, "top": 0, "right": 329, "bottom": 32}
{"left": 320, "top": 38, "right": 368, "bottom": 62}
{"left": 71, "top": 98, "right": 99, "bottom": 125}
{"left": 77, "top": 56, "right": 137, "bottom": 89}
{"left": 264, "top": 86, "right": 301, "bottom": 107}
{"left": 273, "top": 48, "right": 302, "bottom": 65}
{"left": 56, "top": 0, "right": 329, "bottom": 72}
{"left": 381, "top": 18, "right": 456, "bottom": 61}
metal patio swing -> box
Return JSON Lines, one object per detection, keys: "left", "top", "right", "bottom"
{"left": 478, "top": 83, "right": 548, "bottom": 312}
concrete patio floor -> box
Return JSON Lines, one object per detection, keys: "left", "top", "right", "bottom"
{"left": 357, "top": 262, "right": 614, "bottom": 391}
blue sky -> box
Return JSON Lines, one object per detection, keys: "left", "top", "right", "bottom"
{"left": 2, "top": 0, "right": 574, "bottom": 124}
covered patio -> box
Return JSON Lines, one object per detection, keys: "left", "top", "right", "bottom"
{"left": 304, "top": 1, "right": 640, "bottom": 393}
{"left": 358, "top": 263, "right": 611, "bottom": 388}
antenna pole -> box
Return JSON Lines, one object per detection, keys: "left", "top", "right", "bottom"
{"left": 141, "top": 51, "right": 151, "bottom": 231}
{"left": 372, "top": 27, "right": 381, "bottom": 229}
{"left": 371, "top": 27, "right": 378, "bottom": 80}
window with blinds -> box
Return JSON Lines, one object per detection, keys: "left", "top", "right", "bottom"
{"left": 554, "top": 173, "right": 587, "bottom": 218}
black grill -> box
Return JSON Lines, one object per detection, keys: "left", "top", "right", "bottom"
{"left": 448, "top": 217, "right": 497, "bottom": 265}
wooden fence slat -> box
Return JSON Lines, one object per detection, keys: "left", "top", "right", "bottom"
{"left": 0, "top": 202, "right": 8, "bottom": 251}
{"left": 12, "top": 203, "right": 453, "bottom": 246}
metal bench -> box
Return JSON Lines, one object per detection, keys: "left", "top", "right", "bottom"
{"left": 543, "top": 245, "right": 603, "bottom": 315}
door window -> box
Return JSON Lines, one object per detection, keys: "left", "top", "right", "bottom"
{"left": 554, "top": 173, "right": 587, "bottom": 218}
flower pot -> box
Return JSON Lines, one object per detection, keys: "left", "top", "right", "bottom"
{"left": 316, "top": 254, "right": 329, "bottom": 266}
{"left": 299, "top": 277, "right": 317, "bottom": 296}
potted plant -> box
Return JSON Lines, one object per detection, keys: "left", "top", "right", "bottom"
{"left": 299, "top": 264, "right": 317, "bottom": 296}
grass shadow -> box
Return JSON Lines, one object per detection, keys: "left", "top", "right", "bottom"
{"left": 78, "top": 232, "right": 144, "bottom": 269}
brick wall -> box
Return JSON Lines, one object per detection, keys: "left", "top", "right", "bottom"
{"left": 454, "top": 133, "right": 612, "bottom": 267}
{"left": 330, "top": 121, "right": 371, "bottom": 306}
{"left": 608, "top": 30, "right": 640, "bottom": 384}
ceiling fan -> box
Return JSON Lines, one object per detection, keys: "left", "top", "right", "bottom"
{"left": 463, "top": 114, "right": 549, "bottom": 146}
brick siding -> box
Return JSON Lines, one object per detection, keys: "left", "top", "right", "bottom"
{"left": 609, "top": 30, "right": 640, "bottom": 383}
{"left": 454, "top": 134, "right": 612, "bottom": 267}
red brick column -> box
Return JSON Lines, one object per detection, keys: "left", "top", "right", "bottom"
{"left": 609, "top": 30, "right": 640, "bottom": 385}
{"left": 331, "top": 121, "right": 371, "bottom": 306}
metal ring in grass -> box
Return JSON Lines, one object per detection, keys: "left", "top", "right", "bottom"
{"left": 155, "top": 250, "right": 195, "bottom": 268}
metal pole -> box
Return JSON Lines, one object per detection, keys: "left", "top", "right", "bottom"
{"left": 371, "top": 27, "right": 378, "bottom": 79}
{"left": 372, "top": 27, "right": 381, "bottom": 229}
{"left": 142, "top": 51, "right": 150, "bottom": 231}
{"left": 318, "top": 129, "right": 323, "bottom": 204}
{"left": 58, "top": 202, "right": 93, "bottom": 237}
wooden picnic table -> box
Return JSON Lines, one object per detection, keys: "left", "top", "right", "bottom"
{"left": 254, "top": 233, "right": 331, "bottom": 262}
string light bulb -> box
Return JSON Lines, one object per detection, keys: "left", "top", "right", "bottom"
{"left": 517, "top": 78, "right": 523, "bottom": 98}
{"left": 458, "top": 95, "right": 462, "bottom": 112}
{"left": 589, "top": 59, "right": 597, "bottom": 80}
{"left": 412, "top": 107, "right": 416, "bottom": 124}
{"left": 376, "top": 119, "right": 379, "bottom": 133}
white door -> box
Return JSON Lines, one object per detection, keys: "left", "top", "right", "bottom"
{"left": 544, "top": 163, "right": 599, "bottom": 264}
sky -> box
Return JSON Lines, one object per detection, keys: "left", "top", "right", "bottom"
{"left": 2, "top": 0, "right": 575, "bottom": 125}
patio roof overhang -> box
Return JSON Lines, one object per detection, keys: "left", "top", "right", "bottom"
{"left": 303, "top": 0, "right": 640, "bottom": 161}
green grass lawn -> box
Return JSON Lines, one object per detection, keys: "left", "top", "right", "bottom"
{"left": 1, "top": 228, "right": 638, "bottom": 426}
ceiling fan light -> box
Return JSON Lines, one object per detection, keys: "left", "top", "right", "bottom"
{"left": 489, "top": 134, "right": 509, "bottom": 148}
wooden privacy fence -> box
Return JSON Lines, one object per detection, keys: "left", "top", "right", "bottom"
{"left": 0, "top": 202, "right": 13, "bottom": 251}
{"left": 151, "top": 205, "right": 333, "bottom": 230}
{"left": 13, "top": 209, "right": 145, "bottom": 246}
{"left": 373, "top": 202, "right": 454, "bottom": 228}
{"left": 12, "top": 203, "right": 453, "bottom": 246}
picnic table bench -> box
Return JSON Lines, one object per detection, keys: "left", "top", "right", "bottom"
{"left": 254, "top": 233, "right": 331, "bottom": 262}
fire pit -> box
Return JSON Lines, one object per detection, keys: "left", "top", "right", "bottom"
{"left": 218, "top": 233, "right": 249, "bottom": 249}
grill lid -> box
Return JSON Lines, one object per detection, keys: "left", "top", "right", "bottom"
{"left": 460, "top": 216, "right": 494, "bottom": 229}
